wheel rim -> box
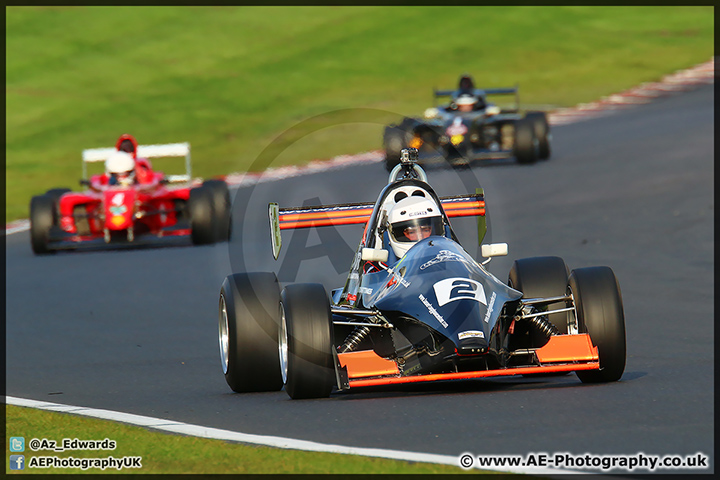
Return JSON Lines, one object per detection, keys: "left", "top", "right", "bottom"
{"left": 279, "top": 303, "right": 288, "bottom": 385}
{"left": 219, "top": 294, "right": 230, "bottom": 374}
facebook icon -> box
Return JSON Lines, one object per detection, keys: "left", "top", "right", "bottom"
{"left": 10, "top": 455, "right": 25, "bottom": 470}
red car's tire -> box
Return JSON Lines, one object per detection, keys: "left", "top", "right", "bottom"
{"left": 569, "top": 267, "right": 627, "bottom": 383}
{"left": 280, "top": 283, "right": 335, "bottom": 399}
{"left": 45, "top": 188, "right": 71, "bottom": 220}
{"left": 189, "top": 186, "right": 216, "bottom": 245}
{"left": 219, "top": 273, "right": 284, "bottom": 393}
{"left": 30, "top": 195, "right": 56, "bottom": 255}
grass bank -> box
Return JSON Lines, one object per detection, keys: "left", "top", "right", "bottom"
{"left": 5, "top": 405, "right": 479, "bottom": 475}
{"left": 5, "top": 6, "right": 713, "bottom": 222}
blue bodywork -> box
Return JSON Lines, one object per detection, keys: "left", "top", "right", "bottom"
{"left": 360, "top": 236, "right": 521, "bottom": 356}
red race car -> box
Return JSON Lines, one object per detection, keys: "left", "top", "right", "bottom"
{"left": 29, "top": 134, "right": 231, "bottom": 254}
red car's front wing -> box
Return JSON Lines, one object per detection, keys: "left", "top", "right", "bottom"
{"left": 337, "top": 334, "right": 599, "bottom": 388}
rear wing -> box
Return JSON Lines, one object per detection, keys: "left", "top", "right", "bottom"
{"left": 81, "top": 142, "right": 192, "bottom": 183}
{"left": 269, "top": 190, "right": 487, "bottom": 260}
{"left": 433, "top": 86, "right": 518, "bottom": 97}
{"left": 433, "top": 86, "right": 520, "bottom": 111}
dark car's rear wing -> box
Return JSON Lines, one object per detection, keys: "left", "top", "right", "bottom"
{"left": 269, "top": 191, "right": 486, "bottom": 260}
{"left": 433, "top": 86, "right": 520, "bottom": 111}
{"left": 433, "top": 86, "right": 518, "bottom": 97}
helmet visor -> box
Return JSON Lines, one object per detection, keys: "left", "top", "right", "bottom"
{"left": 391, "top": 216, "right": 444, "bottom": 243}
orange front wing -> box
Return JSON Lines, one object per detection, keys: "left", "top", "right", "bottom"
{"left": 337, "top": 334, "right": 599, "bottom": 388}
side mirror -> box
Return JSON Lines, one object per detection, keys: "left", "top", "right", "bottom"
{"left": 481, "top": 243, "right": 508, "bottom": 258}
{"left": 361, "top": 247, "right": 389, "bottom": 263}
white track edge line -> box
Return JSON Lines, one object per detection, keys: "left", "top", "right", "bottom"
{"left": 5, "top": 395, "right": 584, "bottom": 475}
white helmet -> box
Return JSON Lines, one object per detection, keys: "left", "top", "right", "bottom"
{"left": 105, "top": 151, "right": 136, "bottom": 186}
{"left": 387, "top": 196, "right": 444, "bottom": 259}
{"left": 455, "top": 94, "right": 478, "bottom": 112}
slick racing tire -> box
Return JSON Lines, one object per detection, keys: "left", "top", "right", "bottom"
{"left": 513, "top": 118, "right": 538, "bottom": 164}
{"left": 202, "top": 179, "right": 232, "bottom": 242}
{"left": 280, "top": 283, "right": 335, "bottom": 399}
{"left": 509, "top": 256, "right": 570, "bottom": 335}
{"left": 569, "top": 267, "right": 626, "bottom": 383}
{"left": 525, "top": 112, "right": 551, "bottom": 160}
{"left": 45, "top": 188, "right": 71, "bottom": 220}
{"left": 30, "top": 195, "right": 56, "bottom": 255}
{"left": 384, "top": 127, "right": 407, "bottom": 172}
{"left": 189, "top": 186, "right": 216, "bottom": 245}
{"left": 219, "top": 273, "right": 284, "bottom": 393}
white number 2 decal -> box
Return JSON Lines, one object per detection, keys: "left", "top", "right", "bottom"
{"left": 433, "top": 278, "right": 487, "bottom": 307}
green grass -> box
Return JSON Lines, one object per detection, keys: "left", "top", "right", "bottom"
{"left": 5, "top": 6, "right": 713, "bottom": 222}
{"left": 5, "top": 405, "right": 483, "bottom": 475}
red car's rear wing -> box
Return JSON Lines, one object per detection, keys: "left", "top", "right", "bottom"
{"left": 269, "top": 192, "right": 486, "bottom": 259}
{"left": 81, "top": 142, "right": 192, "bottom": 184}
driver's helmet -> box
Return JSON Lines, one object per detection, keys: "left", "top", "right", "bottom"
{"left": 115, "top": 133, "right": 138, "bottom": 159}
{"left": 455, "top": 93, "right": 478, "bottom": 112}
{"left": 458, "top": 74, "right": 475, "bottom": 93}
{"left": 105, "top": 151, "right": 136, "bottom": 186}
{"left": 119, "top": 139, "right": 135, "bottom": 154}
{"left": 387, "top": 196, "right": 444, "bottom": 259}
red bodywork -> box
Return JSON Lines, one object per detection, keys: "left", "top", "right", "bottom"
{"left": 57, "top": 173, "right": 194, "bottom": 243}
{"left": 337, "top": 334, "right": 600, "bottom": 388}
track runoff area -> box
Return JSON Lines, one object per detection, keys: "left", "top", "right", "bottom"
{"left": 5, "top": 58, "right": 714, "bottom": 474}
{"left": 5, "top": 57, "right": 713, "bottom": 235}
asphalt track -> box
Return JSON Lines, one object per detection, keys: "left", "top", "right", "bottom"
{"left": 6, "top": 83, "right": 714, "bottom": 474}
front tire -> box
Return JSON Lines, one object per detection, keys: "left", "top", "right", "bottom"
{"left": 30, "top": 195, "right": 56, "bottom": 254}
{"left": 219, "top": 273, "right": 284, "bottom": 393}
{"left": 280, "top": 283, "right": 335, "bottom": 399}
{"left": 509, "top": 256, "right": 570, "bottom": 335}
{"left": 569, "top": 267, "right": 626, "bottom": 383}
{"left": 189, "top": 186, "right": 216, "bottom": 245}
{"left": 45, "top": 188, "right": 71, "bottom": 219}
{"left": 203, "top": 179, "right": 232, "bottom": 242}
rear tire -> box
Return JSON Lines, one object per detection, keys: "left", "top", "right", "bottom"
{"left": 219, "top": 273, "right": 284, "bottom": 392}
{"left": 189, "top": 186, "right": 216, "bottom": 245}
{"left": 30, "top": 195, "right": 56, "bottom": 254}
{"left": 526, "top": 112, "right": 550, "bottom": 160}
{"left": 569, "top": 267, "right": 626, "bottom": 383}
{"left": 384, "top": 127, "right": 406, "bottom": 171}
{"left": 280, "top": 283, "right": 335, "bottom": 399}
{"left": 513, "top": 118, "right": 538, "bottom": 164}
{"left": 203, "top": 179, "right": 232, "bottom": 242}
{"left": 509, "top": 256, "right": 570, "bottom": 335}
